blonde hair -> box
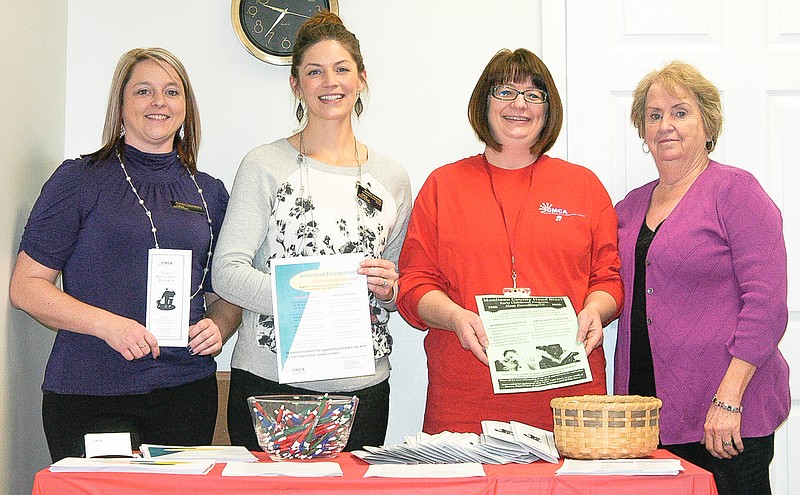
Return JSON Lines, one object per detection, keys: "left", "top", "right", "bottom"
{"left": 630, "top": 61, "right": 722, "bottom": 152}
{"left": 89, "top": 47, "right": 201, "bottom": 173}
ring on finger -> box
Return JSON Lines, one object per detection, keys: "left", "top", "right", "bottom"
{"left": 722, "top": 441, "right": 732, "bottom": 447}
{"left": 138, "top": 343, "right": 148, "bottom": 349}
{"left": 382, "top": 279, "right": 388, "bottom": 287}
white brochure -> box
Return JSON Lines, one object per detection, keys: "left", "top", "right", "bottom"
{"left": 272, "top": 253, "right": 374, "bottom": 383}
{"left": 475, "top": 295, "right": 592, "bottom": 394}
{"left": 146, "top": 248, "right": 191, "bottom": 347}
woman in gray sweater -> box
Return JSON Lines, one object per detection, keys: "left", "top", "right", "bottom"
{"left": 212, "top": 12, "right": 411, "bottom": 452}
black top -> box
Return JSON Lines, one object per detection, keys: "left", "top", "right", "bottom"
{"left": 628, "top": 218, "right": 660, "bottom": 397}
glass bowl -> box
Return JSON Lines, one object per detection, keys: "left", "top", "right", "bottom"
{"left": 248, "top": 394, "right": 359, "bottom": 460}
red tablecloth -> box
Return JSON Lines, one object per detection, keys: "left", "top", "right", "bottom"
{"left": 32, "top": 449, "right": 718, "bottom": 495}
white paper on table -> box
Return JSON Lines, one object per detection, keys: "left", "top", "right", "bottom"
{"left": 221, "top": 461, "right": 343, "bottom": 477}
{"left": 146, "top": 248, "right": 191, "bottom": 347}
{"left": 510, "top": 421, "right": 559, "bottom": 463}
{"left": 84, "top": 432, "right": 133, "bottom": 459}
{"left": 556, "top": 458, "right": 684, "bottom": 476}
{"left": 272, "top": 253, "right": 374, "bottom": 383}
{"left": 364, "top": 463, "right": 486, "bottom": 478}
{"left": 49, "top": 457, "right": 214, "bottom": 475}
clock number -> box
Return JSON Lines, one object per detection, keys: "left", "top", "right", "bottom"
{"left": 316, "top": 5, "right": 322, "bottom": 12}
{"left": 282, "top": 37, "right": 292, "bottom": 50}
{"left": 253, "top": 19, "right": 264, "bottom": 34}
{"left": 247, "top": 5, "right": 258, "bottom": 17}
{"left": 257, "top": 0, "right": 270, "bottom": 6}
{"left": 266, "top": 31, "right": 275, "bottom": 44}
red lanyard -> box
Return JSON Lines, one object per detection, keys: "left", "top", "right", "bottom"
{"left": 483, "top": 154, "right": 536, "bottom": 290}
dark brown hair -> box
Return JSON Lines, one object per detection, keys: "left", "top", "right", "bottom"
{"left": 468, "top": 48, "right": 563, "bottom": 157}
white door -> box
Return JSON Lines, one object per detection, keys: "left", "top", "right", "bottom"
{"left": 544, "top": 1, "right": 800, "bottom": 493}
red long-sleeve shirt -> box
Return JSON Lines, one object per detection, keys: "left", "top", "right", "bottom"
{"left": 398, "top": 154, "right": 623, "bottom": 434}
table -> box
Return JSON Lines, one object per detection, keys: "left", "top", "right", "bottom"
{"left": 32, "top": 449, "right": 718, "bottom": 495}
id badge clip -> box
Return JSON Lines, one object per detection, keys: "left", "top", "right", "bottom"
{"left": 502, "top": 287, "right": 531, "bottom": 296}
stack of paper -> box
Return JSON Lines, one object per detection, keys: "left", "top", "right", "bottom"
{"left": 556, "top": 458, "right": 684, "bottom": 476}
{"left": 49, "top": 457, "right": 214, "bottom": 475}
{"left": 351, "top": 420, "right": 559, "bottom": 465}
{"left": 140, "top": 444, "right": 258, "bottom": 463}
{"left": 221, "top": 461, "right": 343, "bottom": 477}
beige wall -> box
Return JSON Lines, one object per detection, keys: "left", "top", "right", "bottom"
{"left": 1, "top": 1, "right": 68, "bottom": 494}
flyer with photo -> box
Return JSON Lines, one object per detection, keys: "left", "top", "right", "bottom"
{"left": 475, "top": 295, "right": 592, "bottom": 394}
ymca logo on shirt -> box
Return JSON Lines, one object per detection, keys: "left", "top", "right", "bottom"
{"left": 538, "top": 202, "right": 586, "bottom": 222}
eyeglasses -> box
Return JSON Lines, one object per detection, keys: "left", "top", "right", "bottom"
{"left": 491, "top": 85, "right": 548, "bottom": 104}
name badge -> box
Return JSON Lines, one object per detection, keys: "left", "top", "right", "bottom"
{"left": 503, "top": 287, "right": 531, "bottom": 296}
{"left": 356, "top": 184, "right": 383, "bottom": 211}
{"left": 146, "top": 248, "right": 191, "bottom": 347}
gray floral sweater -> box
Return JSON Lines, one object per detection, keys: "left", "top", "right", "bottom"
{"left": 212, "top": 139, "right": 412, "bottom": 391}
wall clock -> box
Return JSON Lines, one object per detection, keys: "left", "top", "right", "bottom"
{"left": 232, "top": 0, "right": 339, "bottom": 65}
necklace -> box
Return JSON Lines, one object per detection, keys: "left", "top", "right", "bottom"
{"left": 296, "top": 132, "right": 366, "bottom": 254}
{"left": 116, "top": 149, "right": 213, "bottom": 300}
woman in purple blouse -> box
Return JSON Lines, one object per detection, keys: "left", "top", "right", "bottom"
{"left": 9, "top": 48, "right": 241, "bottom": 462}
{"left": 614, "top": 61, "right": 789, "bottom": 494}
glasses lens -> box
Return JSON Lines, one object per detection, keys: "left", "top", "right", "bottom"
{"left": 523, "top": 90, "right": 547, "bottom": 104}
{"left": 492, "top": 86, "right": 516, "bottom": 100}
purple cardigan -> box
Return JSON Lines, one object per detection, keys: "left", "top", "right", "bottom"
{"left": 614, "top": 160, "right": 790, "bottom": 444}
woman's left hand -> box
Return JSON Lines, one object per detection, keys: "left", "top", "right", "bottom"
{"left": 358, "top": 258, "right": 397, "bottom": 302}
{"left": 702, "top": 402, "right": 744, "bottom": 459}
{"left": 187, "top": 318, "right": 224, "bottom": 356}
{"left": 576, "top": 306, "right": 604, "bottom": 355}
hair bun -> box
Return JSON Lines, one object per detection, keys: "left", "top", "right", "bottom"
{"left": 301, "top": 10, "right": 344, "bottom": 30}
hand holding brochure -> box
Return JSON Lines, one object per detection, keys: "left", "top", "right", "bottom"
{"left": 476, "top": 295, "right": 592, "bottom": 394}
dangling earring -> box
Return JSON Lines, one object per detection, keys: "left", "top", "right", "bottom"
{"left": 641, "top": 141, "right": 650, "bottom": 154}
{"left": 354, "top": 93, "right": 363, "bottom": 117}
{"left": 296, "top": 100, "right": 305, "bottom": 123}
{"left": 120, "top": 123, "right": 126, "bottom": 137}
{"left": 179, "top": 125, "right": 185, "bottom": 140}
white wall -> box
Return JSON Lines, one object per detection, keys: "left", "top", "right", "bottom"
{"left": 1, "top": 2, "right": 68, "bottom": 494}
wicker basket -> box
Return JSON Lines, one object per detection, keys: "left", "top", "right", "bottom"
{"left": 550, "top": 395, "right": 662, "bottom": 459}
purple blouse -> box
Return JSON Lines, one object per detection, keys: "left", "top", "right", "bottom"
{"left": 20, "top": 145, "right": 229, "bottom": 395}
{"left": 614, "top": 160, "right": 790, "bottom": 444}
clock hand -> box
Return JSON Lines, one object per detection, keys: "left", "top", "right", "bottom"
{"left": 265, "top": 9, "right": 288, "bottom": 36}
{"left": 259, "top": 3, "right": 287, "bottom": 15}
{"left": 285, "top": 10, "right": 312, "bottom": 19}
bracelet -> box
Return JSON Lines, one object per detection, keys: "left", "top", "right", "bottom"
{"left": 712, "top": 395, "right": 743, "bottom": 413}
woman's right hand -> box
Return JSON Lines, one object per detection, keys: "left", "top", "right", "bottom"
{"left": 445, "top": 306, "right": 490, "bottom": 366}
{"left": 102, "top": 319, "right": 160, "bottom": 361}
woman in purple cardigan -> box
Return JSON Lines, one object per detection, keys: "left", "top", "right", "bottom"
{"left": 614, "top": 61, "right": 789, "bottom": 495}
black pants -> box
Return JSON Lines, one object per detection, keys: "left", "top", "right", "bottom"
{"left": 42, "top": 373, "right": 218, "bottom": 462}
{"left": 227, "top": 368, "right": 389, "bottom": 452}
{"left": 664, "top": 434, "right": 774, "bottom": 495}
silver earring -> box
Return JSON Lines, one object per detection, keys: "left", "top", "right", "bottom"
{"left": 179, "top": 125, "right": 185, "bottom": 139}
{"left": 120, "top": 123, "right": 126, "bottom": 137}
{"left": 706, "top": 139, "right": 714, "bottom": 151}
{"left": 642, "top": 141, "right": 650, "bottom": 154}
